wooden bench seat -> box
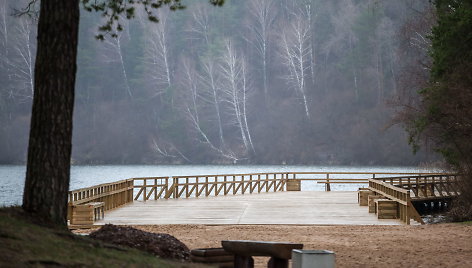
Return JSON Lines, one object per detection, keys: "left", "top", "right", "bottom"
{"left": 357, "top": 189, "right": 371, "bottom": 206}
{"left": 375, "top": 199, "right": 398, "bottom": 219}
{"left": 368, "top": 195, "right": 383, "bottom": 213}
{"left": 191, "top": 248, "right": 234, "bottom": 268}
{"left": 222, "top": 240, "right": 303, "bottom": 268}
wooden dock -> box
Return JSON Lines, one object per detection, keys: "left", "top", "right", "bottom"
{"left": 94, "top": 191, "right": 402, "bottom": 225}
{"left": 67, "top": 171, "right": 460, "bottom": 227}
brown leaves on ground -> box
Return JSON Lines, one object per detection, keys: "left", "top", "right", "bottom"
{"left": 89, "top": 224, "right": 190, "bottom": 262}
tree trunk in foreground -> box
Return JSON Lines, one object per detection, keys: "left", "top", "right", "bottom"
{"left": 22, "top": 0, "right": 80, "bottom": 226}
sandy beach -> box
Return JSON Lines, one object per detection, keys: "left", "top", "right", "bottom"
{"left": 76, "top": 223, "right": 472, "bottom": 267}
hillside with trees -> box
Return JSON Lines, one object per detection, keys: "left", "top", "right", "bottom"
{"left": 0, "top": 0, "right": 438, "bottom": 165}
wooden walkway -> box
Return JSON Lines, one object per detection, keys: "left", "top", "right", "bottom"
{"left": 95, "top": 191, "right": 402, "bottom": 225}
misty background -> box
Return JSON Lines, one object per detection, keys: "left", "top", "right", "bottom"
{"left": 0, "top": 0, "right": 437, "bottom": 165}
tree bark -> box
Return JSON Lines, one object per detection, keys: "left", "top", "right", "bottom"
{"left": 22, "top": 0, "right": 80, "bottom": 226}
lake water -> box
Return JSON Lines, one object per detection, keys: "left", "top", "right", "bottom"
{"left": 0, "top": 165, "right": 435, "bottom": 206}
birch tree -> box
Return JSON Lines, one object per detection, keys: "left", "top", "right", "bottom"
{"left": 10, "top": 17, "right": 36, "bottom": 101}
{"left": 246, "top": 0, "right": 276, "bottom": 99}
{"left": 240, "top": 58, "right": 255, "bottom": 153}
{"left": 101, "top": 17, "right": 132, "bottom": 98}
{"left": 187, "top": 3, "right": 211, "bottom": 47}
{"left": 219, "top": 39, "right": 255, "bottom": 154}
{"left": 279, "top": 17, "right": 311, "bottom": 119}
{"left": 0, "top": 0, "right": 8, "bottom": 69}
{"left": 0, "top": 1, "right": 11, "bottom": 100}
{"left": 180, "top": 58, "right": 238, "bottom": 161}
{"left": 142, "top": 11, "right": 173, "bottom": 99}
{"left": 301, "top": 0, "right": 316, "bottom": 88}
{"left": 200, "top": 57, "right": 225, "bottom": 147}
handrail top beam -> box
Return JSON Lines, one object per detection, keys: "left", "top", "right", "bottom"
{"left": 169, "top": 172, "right": 448, "bottom": 179}
{"left": 374, "top": 174, "right": 457, "bottom": 179}
{"left": 368, "top": 178, "right": 410, "bottom": 194}
{"left": 68, "top": 178, "right": 133, "bottom": 194}
{"left": 131, "top": 177, "right": 170, "bottom": 180}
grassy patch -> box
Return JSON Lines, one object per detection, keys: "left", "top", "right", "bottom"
{"left": 0, "top": 207, "right": 190, "bottom": 267}
{"left": 455, "top": 221, "right": 472, "bottom": 225}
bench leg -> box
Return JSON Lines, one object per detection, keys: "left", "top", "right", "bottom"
{"left": 268, "top": 257, "right": 288, "bottom": 268}
{"left": 234, "top": 255, "right": 254, "bottom": 268}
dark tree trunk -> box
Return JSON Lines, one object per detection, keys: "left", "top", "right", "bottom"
{"left": 22, "top": 0, "right": 80, "bottom": 226}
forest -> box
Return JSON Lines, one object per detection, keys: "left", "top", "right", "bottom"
{"left": 0, "top": 0, "right": 438, "bottom": 165}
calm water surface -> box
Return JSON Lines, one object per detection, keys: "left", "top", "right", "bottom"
{"left": 0, "top": 165, "right": 434, "bottom": 206}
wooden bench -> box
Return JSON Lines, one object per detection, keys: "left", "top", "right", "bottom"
{"left": 375, "top": 199, "right": 398, "bottom": 219}
{"left": 357, "top": 188, "right": 371, "bottom": 206}
{"left": 191, "top": 248, "right": 234, "bottom": 268}
{"left": 222, "top": 240, "right": 303, "bottom": 268}
{"left": 368, "top": 195, "right": 383, "bottom": 213}
{"left": 286, "top": 179, "right": 301, "bottom": 191}
{"left": 70, "top": 202, "right": 105, "bottom": 225}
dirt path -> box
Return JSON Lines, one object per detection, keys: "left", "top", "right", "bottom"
{"left": 77, "top": 224, "right": 472, "bottom": 267}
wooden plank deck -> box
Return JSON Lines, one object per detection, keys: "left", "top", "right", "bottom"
{"left": 95, "top": 191, "right": 402, "bottom": 225}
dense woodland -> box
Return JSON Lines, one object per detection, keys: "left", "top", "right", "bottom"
{"left": 402, "top": 0, "right": 472, "bottom": 218}
{"left": 0, "top": 0, "right": 438, "bottom": 165}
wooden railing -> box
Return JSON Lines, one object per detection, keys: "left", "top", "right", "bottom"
{"left": 368, "top": 174, "right": 460, "bottom": 224}
{"left": 375, "top": 174, "right": 461, "bottom": 200}
{"left": 66, "top": 171, "right": 455, "bottom": 225}
{"left": 368, "top": 179, "right": 421, "bottom": 224}
{"left": 132, "top": 171, "right": 443, "bottom": 201}
{"left": 133, "top": 173, "right": 289, "bottom": 201}
{"left": 67, "top": 179, "right": 134, "bottom": 220}
{"left": 281, "top": 171, "right": 444, "bottom": 191}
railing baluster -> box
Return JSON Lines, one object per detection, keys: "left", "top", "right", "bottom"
{"left": 224, "top": 176, "right": 227, "bottom": 195}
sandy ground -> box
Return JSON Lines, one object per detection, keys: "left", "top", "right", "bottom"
{"left": 76, "top": 224, "right": 472, "bottom": 268}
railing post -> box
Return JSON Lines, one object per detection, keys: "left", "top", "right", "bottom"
{"left": 130, "top": 179, "right": 134, "bottom": 202}
{"left": 258, "top": 174, "right": 261, "bottom": 193}
{"left": 249, "top": 175, "right": 253, "bottom": 193}
{"left": 283, "top": 173, "right": 286, "bottom": 191}
{"left": 233, "top": 176, "right": 236, "bottom": 195}
{"left": 195, "top": 177, "right": 199, "bottom": 197}
{"left": 273, "top": 174, "right": 276, "bottom": 192}
{"left": 406, "top": 192, "right": 411, "bottom": 225}
{"left": 326, "top": 174, "right": 331, "bottom": 191}
{"left": 172, "top": 178, "right": 178, "bottom": 199}
{"left": 224, "top": 176, "right": 227, "bottom": 195}
{"left": 213, "top": 176, "right": 216, "bottom": 197}
{"left": 431, "top": 176, "right": 435, "bottom": 197}
{"left": 154, "top": 178, "right": 159, "bottom": 200}
{"left": 186, "top": 178, "right": 189, "bottom": 198}
{"left": 265, "top": 174, "right": 268, "bottom": 192}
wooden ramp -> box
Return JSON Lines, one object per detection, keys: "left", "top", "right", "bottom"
{"left": 95, "top": 191, "right": 401, "bottom": 225}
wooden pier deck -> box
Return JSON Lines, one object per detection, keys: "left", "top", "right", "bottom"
{"left": 68, "top": 172, "right": 459, "bottom": 226}
{"left": 95, "top": 191, "right": 402, "bottom": 225}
